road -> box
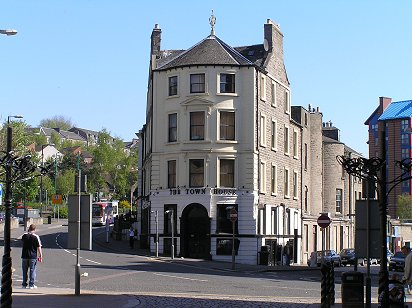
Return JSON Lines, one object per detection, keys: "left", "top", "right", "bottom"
{"left": 3, "top": 222, "right": 393, "bottom": 306}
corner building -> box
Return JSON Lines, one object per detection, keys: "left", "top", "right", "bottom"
{"left": 138, "top": 18, "right": 359, "bottom": 265}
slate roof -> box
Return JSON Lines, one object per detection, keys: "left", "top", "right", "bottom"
{"left": 378, "top": 100, "right": 412, "bottom": 121}
{"left": 322, "top": 135, "right": 343, "bottom": 144}
{"left": 234, "top": 44, "right": 267, "bottom": 67}
{"left": 156, "top": 35, "right": 255, "bottom": 71}
{"left": 58, "top": 130, "right": 86, "bottom": 141}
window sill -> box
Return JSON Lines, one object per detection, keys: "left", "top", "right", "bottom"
{"left": 293, "top": 155, "right": 299, "bottom": 160}
{"left": 271, "top": 147, "right": 277, "bottom": 152}
{"left": 284, "top": 152, "right": 290, "bottom": 157}
{"left": 217, "top": 92, "right": 238, "bottom": 97}
{"left": 167, "top": 94, "right": 180, "bottom": 99}
{"left": 165, "top": 141, "right": 179, "bottom": 146}
{"left": 183, "top": 140, "right": 212, "bottom": 144}
{"left": 284, "top": 195, "right": 290, "bottom": 199}
{"left": 216, "top": 140, "right": 238, "bottom": 144}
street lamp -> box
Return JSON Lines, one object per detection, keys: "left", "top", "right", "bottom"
{"left": 151, "top": 210, "right": 159, "bottom": 257}
{"left": 0, "top": 29, "right": 17, "bottom": 36}
{"left": 165, "top": 210, "right": 174, "bottom": 259}
{"left": 75, "top": 152, "right": 81, "bottom": 296}
{"left": 337, "top": 154, "right": 412, "bottom": 306}
{"left": 1, "top": 114, "right": 23, "bottom": 307}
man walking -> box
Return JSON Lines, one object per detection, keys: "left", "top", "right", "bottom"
{"left": 402, "top": 245, "right": 412, "bottom": 294}
{"left": 21, "top": 224, "right": 42, "bottom": 289}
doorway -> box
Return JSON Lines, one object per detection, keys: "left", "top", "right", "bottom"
{"left": 181, "top": 203, "right": 210, "bottom": 259}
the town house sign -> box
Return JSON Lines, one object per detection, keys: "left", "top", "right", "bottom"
{"left": 169, "top": 187, "right": 238, "bottom": 196}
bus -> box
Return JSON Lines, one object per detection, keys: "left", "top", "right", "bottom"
{"left": 92, "top": 201, "right": 118, "bottom": 226}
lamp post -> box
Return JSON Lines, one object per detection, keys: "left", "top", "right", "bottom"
{"left": 165, "top": 210, "right": 174, "bottom": 259}
{"left": 75, "top": 152, "right": 81, "bottom": 295}
{"left": 337, "top": 155, "right": 412, "bottom": 306}
{"left": 0, "top": 29, "right": 17, "bottom": 36}
{"left": 151, "top": 210, "right": 159, "bottom": 257}
{"left": 1, "top": 114, "right": 23, "bottom": 307}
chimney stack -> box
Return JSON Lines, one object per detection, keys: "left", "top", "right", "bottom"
{"left": 379, "top": 97, "right": 392, "bottom": 113}
{"left": 264, "top": 19, "right": 284, "bottom": 62}
{"left": 151, "top": 24, "right": 161, "bottom": 59}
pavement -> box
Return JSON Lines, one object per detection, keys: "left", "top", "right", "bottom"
{"left": 5, "top": 220, "right": 411, "bottom": 307}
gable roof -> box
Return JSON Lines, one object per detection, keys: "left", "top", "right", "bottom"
{"left": 156, "top": 35, "right": 254, "bottom": 71}
{"left": 379, "top": 100, "right": 412, "bottom": 121}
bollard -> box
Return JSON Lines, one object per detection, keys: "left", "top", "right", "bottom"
{"left": 321, "top": 261, "right": 331, "bottom": 308}
{"left": 329, "top": 262, "right": 335, "bottom": 305}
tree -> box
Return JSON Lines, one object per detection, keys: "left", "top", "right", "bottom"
{"left": 0, "top": 120, "right": 31, "bottom": 154}
{"left": 396, "top": 194, "right": 412, "bottom": 219}
{"left": 56, "top": 169, "right": 75, "bottom": 201}
{"left": 39, "top": 116, "right": 73, "bottom": 131}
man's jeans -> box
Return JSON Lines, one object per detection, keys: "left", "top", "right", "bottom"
{"left": 22, "top": 258, "right": 37, "bottom": 287}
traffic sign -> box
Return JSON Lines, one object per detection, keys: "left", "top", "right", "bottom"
{"left": 229, "top": 208, "right": 238, "bottom": 222}
{"left": 52, "top": 194, "right": 62, "bottom": 204}
{"left": 317, "top": 214, "right": 331, "bottom": 228}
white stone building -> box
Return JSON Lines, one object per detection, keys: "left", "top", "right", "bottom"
{"left": 138, "top": 16, "right": 362, "bottom": 265}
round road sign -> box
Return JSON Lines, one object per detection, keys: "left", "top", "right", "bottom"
{"left": 229, "top": 208, "right": 238, "bottom": 222}
{"left": 317, "top": 214, "right": 331, "bottom": 228}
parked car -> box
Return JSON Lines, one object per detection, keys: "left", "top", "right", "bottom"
{"left": 307, "top": 250, "right": 341, "bottom": 267}
{"left": 339, "top": 248, "right": 356, "bottom": 266}
{"left": 389, "top": 251, "right": 405, "bottom": 271}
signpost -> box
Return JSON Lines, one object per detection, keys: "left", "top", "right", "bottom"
{"left": 52, "top": 194, "right": 62, "bottom": 222}
{"left": 229, "top": 208, "right": 238, "bottom": 270}
{"left": 317, "top": 214, "right": 331, "bottom": 228}
{"left": 317, "top": 213, "right": 331, "bottom": 263}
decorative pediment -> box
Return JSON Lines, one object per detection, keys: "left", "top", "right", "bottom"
{"left": 180, "top": 96, "right": 214, "bottom": 107}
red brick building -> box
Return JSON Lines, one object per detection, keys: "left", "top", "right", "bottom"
{"left": 365, "top": 97, "right": 412, "bottom": 217}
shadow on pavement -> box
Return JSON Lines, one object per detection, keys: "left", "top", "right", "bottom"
{"left": 12, "top": 292, "right": 320, "bottom": 308}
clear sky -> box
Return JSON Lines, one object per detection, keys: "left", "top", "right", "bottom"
{"left": 1, "top": 1, "right": 411, "bottom": 156}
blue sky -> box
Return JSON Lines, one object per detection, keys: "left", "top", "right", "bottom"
{"left": 1, "top": 1, "right": 411, "bottom": 156}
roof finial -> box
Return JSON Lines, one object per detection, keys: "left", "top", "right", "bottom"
{"left": 209, "top": 10, "right": 216, "bottom": 36}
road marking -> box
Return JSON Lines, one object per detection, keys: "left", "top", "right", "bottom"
{"left": 55, "top": 233, "right": 101, "bottom": 265}
{"left": 47, "top": 225, "right": 63, "bottom": 230}
{"left": 81, "top": 270, "right": 142, "bottom": 284}
{"left": 85, "top": 259, "right": 101, "bottom": 265}
{"left": 153, "top": 273, "right": 208, "bottom": 282}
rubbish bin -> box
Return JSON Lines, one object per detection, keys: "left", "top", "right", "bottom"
{"left": 47, "top": 215, "right": 52, "bottom": 224}
{"left": 259, "top": 246, "right": 269, "bottom": 265}
{"left": 341, "top": 271, "right": 364, "bottom": 308}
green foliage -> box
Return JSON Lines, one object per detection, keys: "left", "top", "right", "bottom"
{"left": 39, "top": 116, "right": 73, "bottom": 131}
{"left": 50, "top": 131, "right": 61, "bottom": 147}
{"left": 396, "top": 194, "right": 412, "bottom": 219}
{"left": 56, "top": 169, "right": 75, "bottom": 199}
{"left": 119, "top": 200, "right": 131, "bottom": 210}
{"left": 0, "top": 120, "right": 32, "bottom": 154}
{"left": 1, "top": 119, "right": 139, "bottom": 211}
{"left": 57, "top": 206, "right": 68, "bottom": 218}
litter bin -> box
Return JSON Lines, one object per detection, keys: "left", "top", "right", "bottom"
{"left": 47, "top": 215, "right": 52, "bottom": 224}
{"left": 341, "top": 271, "right": 364, "bottom": 308}
{"left": 259, "top": 246, "right": 269, "bottom": 265}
